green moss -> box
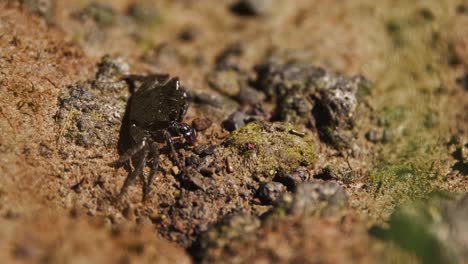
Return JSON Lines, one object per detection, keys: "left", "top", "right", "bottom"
{"left": 370, "top": 192, "right": 462, "bottom": 264}
{"left": 370, "top": 165, "right": 435, "bottom": 208}
{"left": 378, "top": 106, "right": 407, "bottom": 128}
{"left": 385, "top": 19, "right": 408, "bottom": 48}
{"left": 227, "top": 121, "right": 315, "bottom": 176}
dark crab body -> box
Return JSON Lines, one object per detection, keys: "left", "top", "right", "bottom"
{"left": 114, "top": 74, "right": 196, "bottom": 201}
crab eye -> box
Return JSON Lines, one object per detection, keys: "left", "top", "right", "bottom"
{"left": 180, "top": 123, "right": 196, "bottom": 145}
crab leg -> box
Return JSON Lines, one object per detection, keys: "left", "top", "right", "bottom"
{"left": 163, "top": 130, "right": 182, "bottom": 168}
{"left": 143, "top": 142, "right": 160, "bottom": 201}
{"left": 118, "top": 148, "right": 149, "bottom": 198}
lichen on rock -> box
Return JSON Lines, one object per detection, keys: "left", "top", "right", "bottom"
{"left": 55, "top": 56, "right": 128, "bottom": 147}
{"left": 226, "top": 121, "right": 315, "bottom": 177}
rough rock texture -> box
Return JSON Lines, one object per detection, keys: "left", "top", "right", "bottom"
{"left": 371, "top": 192, "right": 468, "bottom": 263}
{"left": 55, "top": 56, "right": 128, "bottom": 147}
{"left": 254, "top": 61, "right": 368, "bottom": 148}
{"left": 193, "top": 212, "right": 384, "bottom": 264}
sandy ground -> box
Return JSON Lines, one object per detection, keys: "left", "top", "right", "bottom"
{"left": 0, "top": 0, "right": 467, "bottom": 263}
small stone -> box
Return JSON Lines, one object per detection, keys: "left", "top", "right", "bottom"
{"left": 79, "top": 2, "right": 116, "bottom": 27}
{"left": 273, "top": 169, "right": 310, "bottom": 191}
{"left": 122, "top": 205, "right": 135, "bottom": 221}
{"left": 456, "top": 73, "right": 468, "bottom": 91}
{"left": 136, "top": 216, "right": 152, "bottom": 226}
{"left": 222, "top": 111, "right": 252, "bottom": 131}
{"left": 38, "top": 142, "right": 53, "bottom": 158}
{"left": 284, "top": 181, "right": 348, "bottom": 216}
{"left": 289, "top": 129, "right": 305, "bottom": 137}
{"left": 178, "top": 168, "right": 208, "bottom": 191}
{"left": 365, "top": 130, "right": 383, "bottom": 143}
{"left": 142, "top": 43, "right": 181, "bottom": 67}
{"left": 200, "top": 167, "right": 215, "bottom": 177}
{"left": 215, "top": 43, "right": 243, "bottom": 70}
{"left": 236, "top": 85, "right": 265, "bottom": 105}
{"left": 256, "top": 182, "right": 287, "bottom": 205}
{"left": 192, "top": 117, "right": 213, "bottom": 131}
{"left": 127, "top": 0, "right": 159, "bottom": 25}
{"left": 193, "top": 144, "right": 217, "bottom": 157}
{"left": 13, "top": 242, "right": 38, "bottom": 259}
{"left": 231, "top": 0, "right": 279, "bottom": 16}
{"left": 22, "top": 0, "right": 55, "bottom": 21}
{"left": 382, "top": 129, "right": 394, "bottom": 143}
{"left": 178, "top": 25, "right": 199, "bottom": 42}
{"left": 3, "top": 210, "right": 20, "bottom": 220}
{"left": 313, "top": 167, "right": 339, "bottom": 181}
{"left": 207, "top": 70, "right": 243, "bottom": 97}
{"left": 171, "top": 166, "right": 180, "bottom": 175}
{"left": 225, "top": 156, "right": 235, "bottom": 173}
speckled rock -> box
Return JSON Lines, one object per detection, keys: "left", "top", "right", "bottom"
{"left": 254, "top": 60, "right": 368, "bottom": 148}
{"left": 191, "top": 212, "right": 261, "bottom": 263}
{"left": 276, "top": 181, "right": 348, "bottom": 217}
{"left": 55, "top": 56, "right": 127, "bottom": 147}
{"left": 256, "top": 181, "right": 287, "bottom": 205}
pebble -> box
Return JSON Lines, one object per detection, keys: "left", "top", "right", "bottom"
{"left": 222, "top": 111, "right": 251, "bottom": 131}
{"left": 171, "top": 166, "right": 180, "bottom": 175}
{"left": 256, "top": 182, "right": 287, "bottom": 205}
{"left": 273, "top": 169, "right": 310, "bottom": 191}
{"left": 286, "top": 181, "right": 348, "bottom": 216}
{"left": 231, "top": 0, "right": 279, "bottom": 16}
{"left": 192, "top": 117, "right": 213, "bottom": 131}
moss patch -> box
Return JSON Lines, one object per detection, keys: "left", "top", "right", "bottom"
{"left": 369, "top": 165, "right": 436, "bottom": 216}
{"left": 226, "top": 121, "right": 315, "bottom": 176}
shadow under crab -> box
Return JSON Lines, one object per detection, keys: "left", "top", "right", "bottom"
{"left": 113, "top": 74, "right": 196, "bottom": 201}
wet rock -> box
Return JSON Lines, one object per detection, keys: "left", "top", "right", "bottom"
{"left": 371, "top": 192, "right": 468, "bottom": 263}
{"left": 256, "top": 182, "right": 286, "bottom": 205}
{"left": 279, "top": 181, "right": 348, "bottom": 217}
{"left": 254, "top": 61, "right": 368, "bottom": 148}
{"left": 226, "top": 121, "right": 315, "bottom": 176}
{"left": 273, "top": 168, "right": 311, "bottom": 191}
{"left": 222, "top": 111, "right": 252, "bottom": 131}
{"left": 231, "top": 0, "right": 280, "bottom": 16}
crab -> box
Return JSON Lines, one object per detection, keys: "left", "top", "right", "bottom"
{"left": 113, "top": 74, "right": 196, "bottom": 201}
